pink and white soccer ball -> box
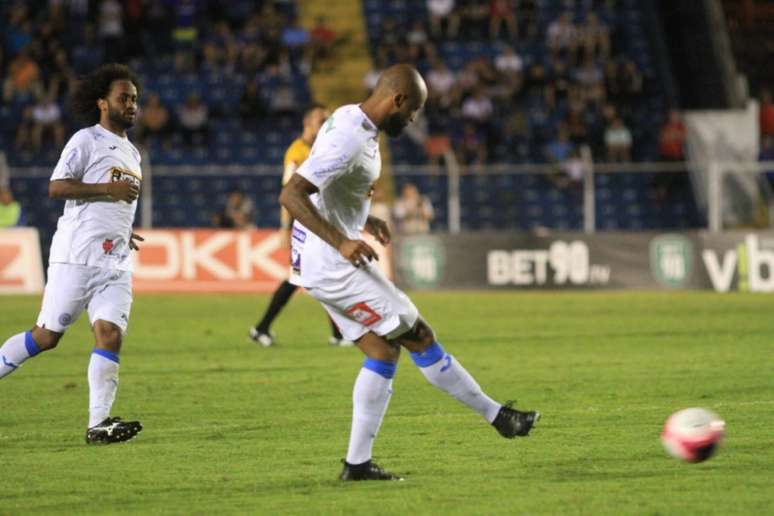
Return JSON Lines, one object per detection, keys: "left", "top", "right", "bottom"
{"left": 661, "top": 408, "right": 725, "bottom": 463}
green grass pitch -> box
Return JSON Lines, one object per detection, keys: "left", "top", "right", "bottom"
{"left": 1, "top": 291, "right": 772, "bottom": 515}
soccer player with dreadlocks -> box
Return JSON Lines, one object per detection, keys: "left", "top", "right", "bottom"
{"left": 0, "top": 63, "right": 144, "bottom": 444}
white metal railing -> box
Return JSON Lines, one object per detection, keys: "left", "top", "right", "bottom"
{"left": 9, "top": 159, "right": 774, "bottom": 233}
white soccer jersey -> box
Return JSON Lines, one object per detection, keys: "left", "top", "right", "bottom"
{"left": 48, "top": 124, "right": 142, "bottom": 271}
{"left": 290, "top": 104, "right": 381, "bottom": 288}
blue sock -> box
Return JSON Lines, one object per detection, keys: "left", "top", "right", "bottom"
{"left": 1, "top": 331, "right": 43, "bottom": 378}
{"left": 410, "top": 341, "right": 445, "bottom": 368}
{"left": 363, "top": 357, "right": 397, "bottom": 379}
{"left": 25, "top": 332, "right": 41, "bottom": 357}
{"left": 411, "top": 341, "right": 501, "bottom": 423}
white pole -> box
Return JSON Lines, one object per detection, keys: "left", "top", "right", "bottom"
{"left": 708, "top": 162, "right": 722, "bottom": 232}
{"left": 140, "top": 147, "right": 152, "bottom": 228}
{"left": 445, "top": 149, "right": 461, "bottom": 234}
{"left": 0, "top": 151, "right": 9, "bottom": 188}
{"left": 581, "top": 145, "right": 595, "bottom": 234}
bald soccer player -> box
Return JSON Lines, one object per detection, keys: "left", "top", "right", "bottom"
{"left": 280, "top": 64, "right": 540, "bottom": 481}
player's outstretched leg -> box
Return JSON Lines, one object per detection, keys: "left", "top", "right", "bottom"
{"left": 398, "top": 320, "right": 539, "bottom": 438}
{"left": 339, "top": 337, "right": 403, "bottom": 481}
{"left": 249, "top": 280, "right": 298, "bottom": 346}
{"left": 0, "top": 330, "right": 47, "bottom": 378}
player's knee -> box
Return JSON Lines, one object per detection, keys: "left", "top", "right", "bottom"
{"left": 93, "top": 322, "right": 123, "bottom": 352}
{"left": 393, "top": 320, "right": 435, "bottom": 352}
{"left": 415, "top": 320, "right": 436, "bottom": 346}
{"left": 31, "top": 327, "right": 62, "bottom": 350}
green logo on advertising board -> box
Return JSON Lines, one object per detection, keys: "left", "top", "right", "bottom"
{"left": 650, "top": 234, "right": 693, "bottom": 288}
{"left": 399, "top": 237, "right": 445, "bottom": 288}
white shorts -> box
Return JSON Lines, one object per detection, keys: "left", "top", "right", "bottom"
{"left": 36, "top": 263, "right": 133, "bottom": 335}
{"left": 306, "top": 264, "right": 420, "bottom": 342}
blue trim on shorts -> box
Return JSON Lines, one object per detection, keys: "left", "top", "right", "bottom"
{"left": 92, "top": 348, "right": 120, "bottom": 364}
{"left": 411, "top": 341, "right": 445, "bottom": 368}
{"left": 24, "top": 331, "right": 41, "bottom": 357}
{"left": 363, "top": 358, "right": 397, "bottom": 379}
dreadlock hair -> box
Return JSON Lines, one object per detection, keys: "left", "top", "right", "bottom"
{"left": 70, "top": 63, "right": 141, "bottom": 125}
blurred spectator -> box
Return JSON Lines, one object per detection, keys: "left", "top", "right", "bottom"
{"left": 565, "top": 89, "right": 590, "bottom": 144}
{"left": 177, "top": 93, "right": 209, "bottom": 146}
{"left": 172, "top": 0, "right": 200, "bottom": 48}
{"left": 578, "top": 13, "right": 610, "bottom": 60}
{"left": 518, "top": 0, "right": 539, "bottom": 41}
{"left": 550, "top": 147, "right": 586, "bottom": 191}
{"left": 393, "top": 183, "right": 434, "bottom": 234}
{"left": 574, "top": 57, "right": 603, "bottom": 93}
{"left": 494, "top": 44, "right": 524, "bottom": 76}
{"left": 215, "top": 189, "right": 256, "bottom": 229}
{"left": 462, "top": 87, "right": 494, "bottom": 124}
{"left": 456, "top": 123, "right": 487, "bottom": 165}
{"left": 494, "top": 45, "right": 524, "bottom": 95}
{"left": 547, "top": 12, "right": 578, "bottom": 61}
{"left": 544, "top": 126, "right": 573, "bottom": 164}
{"left": 406, "top": 20, "right": 435, "bottom": 62}
{"left": 2, "top": 48, "right": 41, "bottom": 103}
{"left": 47, "top": 48, "right": 76, "bottom": 100}
{"left": 5, "top": 4, "right": 33, "bottom": 57}
{"left": 620, "top": 59, "right": 644, "bottom": 101}
{"left": 605, "top": 117, "right": 633, "bottom": 162}
{"left": 0, "top": 187, "right": 23, "bottom": 228}
{"left": 136, "top": 93, "right": 171, "bottom": 145}
{"left": 489, "top": 0, "right": 517, "bottom": 41}
{"left": 71, "top": 24, "right": 103, "bottom": 73}
{"left": 377, "top": 17, "right": 408, "bottom": 65}
{"left": 239, "top": 80, "right": 267, "bottom": 126}
{"left": 30, "top": 92, "right": 65, "bottom": 152}
{"left": 658, "top": 110, "right": 686, "bottom": 161}
{"left": 14, "top": 106, "right": 34, "bottom": 151}
{"left": 759, "top": 89, "right": 774, "bottom": 136}
{"left": 269, "top": 82, "right": 298, "bottom": 116}
{"left": 202, "top": 21, "right": 239, "bottom": 75}
{"left": 461, "top": 0, "right": 490, "bottom": 39}
{"left": 427, "top": 0, "right": 460, "bottom": 39}
{"left": 561, "top": 148, "right": 587, "bottom": 186}
{"left": 310, "top": 16, "right": 337, "bottom": 68}
{"left": 545, "top": 59, "right": 571, "bottom": 107}
{"left": 426, "top": 59, "right": 458, "bottom": 109}
{"left": 98, "top": 0, "right": 125, "bottom": 62}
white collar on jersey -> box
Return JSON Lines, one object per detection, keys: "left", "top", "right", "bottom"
{"left": 95, "top": 122, "right": 130, "bottom": 142}
{"left": 356, "top": 105, "right": 378, "bottom": 134}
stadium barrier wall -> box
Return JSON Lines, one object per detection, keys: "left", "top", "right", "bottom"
{"left": 393, "top": 231, "right": 774, "bottom": 293}
{"left": 131, "top": 229, "right": 391, "bottom": 293}
{"left": 0, "top": 228, "right": 45, "bottom": 294}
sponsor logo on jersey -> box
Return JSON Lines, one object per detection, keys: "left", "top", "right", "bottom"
{"left": 292, "top": 226, "right": 307, "bottom": 243}
{"left": 345, "top": 302, "right": 382, "bottom": 326}
{"left": 103, "top": 239, "right": 114, "bottom": 255}
{"left": 110, "top": 167, "right": 142, "bottom": 186}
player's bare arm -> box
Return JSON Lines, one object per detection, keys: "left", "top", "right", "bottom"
{"left": 49, "top": 179, "right": 139, "bottom": 203}
{"left": 280, "top": 174, "right": 379, "bottom": 267}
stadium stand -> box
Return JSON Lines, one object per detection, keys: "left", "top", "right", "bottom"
{"left": 1, "top": 0, "right": 701, "bottom": 251}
